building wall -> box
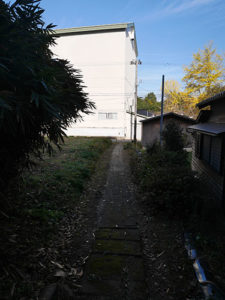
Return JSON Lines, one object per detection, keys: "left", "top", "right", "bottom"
{"left": 141, "top": 117, "right": 193, "bottom": 147}
{"left": 124, "top": 27, "right": 136, "bottom": 139}
{"left": 209, "top": 101, "right": 225, "bottom": 123}
{"left": 191, "top": 135, "right": 224, "bottom": 206}
{"left": 191, "top": 102, "right": 225, "bottom": 205}
{"left": 51, "top": 27, "right": 137, "bottom": 139}
{"left": 125, "top": 113, "right": 147, "bottom": 141}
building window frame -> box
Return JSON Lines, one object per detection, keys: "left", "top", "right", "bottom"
{"left": 196, "top": 132, "right": 223, "bottom": 174}
{"left": 98, "top": 112, "right": 118, "bottom": 120}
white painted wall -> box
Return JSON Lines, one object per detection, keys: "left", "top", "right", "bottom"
{"left": 51, "top": 25, "right": 141, "bottom": 139}
{"left": 125, "top": 113, "right": 147, "bottom": 141}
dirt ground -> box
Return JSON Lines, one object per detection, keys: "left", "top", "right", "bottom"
{"left": 138, "top": 212, "right": 204, "bottom": 300}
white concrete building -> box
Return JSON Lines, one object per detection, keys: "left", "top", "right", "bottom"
{"left": 52, "top": 23, "right": 146, "bottom": 140}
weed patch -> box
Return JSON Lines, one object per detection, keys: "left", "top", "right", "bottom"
{"left": 132, "top": 145, "right": 201, "bottom": 219}
{"left": 0, "top": 137, "right": 112, "bottom": 299}
{"left": 132, "top": 140, "right": 225, "bottom": 296}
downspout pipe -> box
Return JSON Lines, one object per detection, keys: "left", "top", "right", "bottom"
{"left": 184, "top": 233, "right": 225, "bottom": 299}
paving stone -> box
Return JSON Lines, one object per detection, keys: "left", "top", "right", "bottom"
{"left": 80, "top": 279, "right": 147, "bottom": 299}
{"left": 95, "top": 228, "right": 140, "bottom": 241}
{"left": 93, "top": 239, "right": 141, "bottom": 256}
{"left": 80, "top": 280, "right": 121, "bottom": 296}
{"left": 85, "top": 254, "right": 145, "bottom": 281}
{"left": 128, "top": 281, "right": 148, "bottom": 300}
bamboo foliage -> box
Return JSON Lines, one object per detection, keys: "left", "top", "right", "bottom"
{"left": 0, "top": 0, "right": 95, "bottom": 190}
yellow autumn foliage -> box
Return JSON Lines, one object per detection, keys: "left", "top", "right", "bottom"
{"left": 164, "top": 43, "right": 225, "bottom": 117}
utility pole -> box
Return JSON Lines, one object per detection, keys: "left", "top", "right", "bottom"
{"left": 131, "top": 58, "right": 142, "bottom": 143}
{"left": 130, "top": 105, "right": 133, "bottom": 140}
{"left": 160, "top": 75, "right": 165, "bottom": 146}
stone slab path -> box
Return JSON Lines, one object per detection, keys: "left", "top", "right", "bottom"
{"left": 78, "top": 143, "right": 148, "bottom": 299}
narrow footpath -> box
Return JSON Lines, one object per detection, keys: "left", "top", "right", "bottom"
{"left": 78, "top": 143, "right": 148, "bottom": 299}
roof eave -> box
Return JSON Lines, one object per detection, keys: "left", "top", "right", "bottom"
{"left": 197, "top": 91, "right": 225, "bottom": 109}
{"left": 140, "top": 112, "right": 194, "bottom": 123}
{"left": 52, "top": 23, "right": 131, "bottom": 37}
{"left": 187, "top": 128, "right": 219, "bottom": 136}
{"left": 127, "top": 22, "right": 138, "bottom": 57}
{"left": 188, "top": 123, "right": 225, "bottom": 136}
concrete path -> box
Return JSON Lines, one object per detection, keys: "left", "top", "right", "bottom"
{"left": 78, "top": 143, "right": 147, "bottom": 299}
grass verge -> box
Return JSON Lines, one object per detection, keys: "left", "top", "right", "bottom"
{"left": 0, "top": 137, "right": 112, "bottom": 299}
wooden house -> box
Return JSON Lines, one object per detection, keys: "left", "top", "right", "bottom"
{"left": 188, "top": 91, "right": 225, "bottom": 206}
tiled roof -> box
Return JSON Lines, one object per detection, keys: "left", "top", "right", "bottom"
{"left": 188, "top": 123, "right": 225, "bottom": 136}
{"left": 140, "top": 112, "right": 194, "bottom": 123}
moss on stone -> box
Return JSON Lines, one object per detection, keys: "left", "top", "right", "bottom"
{"left": 87, "top": 255, "right": 124, "bottom": 279}
{"left": 94, "top": 239, "right": 141, "bottom": 255}
{"left": 96, "top": 228, "right": 140, "bottom": 241}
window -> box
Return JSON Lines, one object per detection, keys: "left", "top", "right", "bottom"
{"left": 196, "top": 133, "right": 223, "bottom": 173}
{"left": 98, "top": 113, "right": 118, "bottom": 120}
{"left": 210, "top": 136, "right": 223, "bottom": 172}
{"left": 202, "top": 134, "right": 211, "bottom": 162}
{"left": 195, "top": 133, "right": 202, "bottom": 158}
{"left": 98, "top": 113, "right": 107, "bottom": 120}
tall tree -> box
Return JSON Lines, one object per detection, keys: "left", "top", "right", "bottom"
{"left": 164, "top": 80, "right": 182, "bottom": 112}
{"left": 164, "top": 44, "right": 225, "bottom": 117}
{"left": 183, "top": 43, "right": 225, "bottom": 102}
{"left": 164, "top": 80, "right": 197, "bottom": 116}
{"left": 0, "top": 0, "right": 94, "bottom": 191}
{"left": 137, "top": 92, "right": 160, "bottom": 112}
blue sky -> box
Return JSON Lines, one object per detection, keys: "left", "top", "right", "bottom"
{"left": 41, "top": 0, "right": 225, "bottom": 99}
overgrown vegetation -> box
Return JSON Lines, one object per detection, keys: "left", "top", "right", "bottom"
{"left": 133, "top": 146, "right": 200, "bottom": 218}
{"left": 18, "top": 137, "right": 111, "bottom": 211}
{"left": 162, "top": 121, "right": 184, "bottom": 152}
{"left": 132, "top": 122, "right": 225, "bottom": 296}
{"left": 127, "top": 124, "right": 204, "bottom": 298}
{"left": 0, "top": 0, "right": 94, "bottom": 192}
{"left": 0, "top": 137, "right": 112, "bottom": 299}
{"left": 132, "top": 122, "right": 201, "bottom": 219}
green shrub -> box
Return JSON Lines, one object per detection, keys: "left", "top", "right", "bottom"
{"left": 25, "top": 208, "right": 64, "bottom": 223}
{"left": 133, "top": 146, "right": 201, "bottom": 219}
{"left": 162, "top": 121, "right": 184, "bottom": 151}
